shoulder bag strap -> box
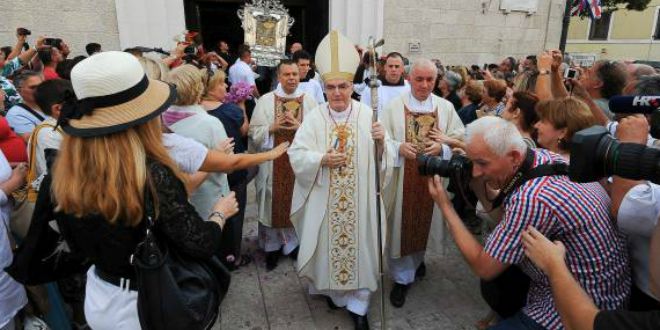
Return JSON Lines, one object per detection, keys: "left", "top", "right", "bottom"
{"left": 16, "top": 103, "right": 45, "bottom": 122}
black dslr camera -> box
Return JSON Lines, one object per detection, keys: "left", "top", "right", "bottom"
{"left": 570, "top": 95, "right": 660, "bottom": 184}
{"left": 417, "top": 153, "right": 473, "bottom": 187}
{"left": 569, "top": 126, "right": 660, "bottom": 184}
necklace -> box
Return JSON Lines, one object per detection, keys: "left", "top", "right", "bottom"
{"left": 328, "top": 103, "right": 353, "bottom": 129}
{"left": 328, "top": 103, "right": 353, "bottom": 152}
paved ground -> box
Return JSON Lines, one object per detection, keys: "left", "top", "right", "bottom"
{"left": 215, "top": 183, "right": 489, "bottom": 330}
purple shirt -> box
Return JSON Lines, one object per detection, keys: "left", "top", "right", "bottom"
{"left": 485, "top": 149, "right": 630, "bottom": 329}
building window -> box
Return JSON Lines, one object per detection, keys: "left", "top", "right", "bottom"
{"left": 654, "top": 8, "right": 660, "bottom": 40}
{"left": 588, "top": 12, "right": 612, "bottom": 40}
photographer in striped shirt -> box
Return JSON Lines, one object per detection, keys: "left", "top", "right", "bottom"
{"left": 427, "top": 116, "right": 630, "bottom": 330}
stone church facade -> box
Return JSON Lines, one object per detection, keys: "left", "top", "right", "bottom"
{"left": 1, "top": 0, "right": 564, "bottom": 65}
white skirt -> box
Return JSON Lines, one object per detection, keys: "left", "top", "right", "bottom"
{"left": 84, "top": 266, "right": 140, "bottom": 330}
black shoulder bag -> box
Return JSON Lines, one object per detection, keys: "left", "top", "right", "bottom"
{"left": 132, "top": 187, "right": 231, "bottom": 330}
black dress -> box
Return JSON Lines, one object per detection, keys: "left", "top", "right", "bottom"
{"left": 445, "top": 91, "right": 462, "bottom": 113}
{"left": 50, "top": 161, "right": 223, "bottom": 282}
{"left": 207, "top": 103, "right": 253, "bottom": 262}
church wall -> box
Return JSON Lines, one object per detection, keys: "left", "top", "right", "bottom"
{"left": 382, "top": 0, "right": 566, "bottom": 66}
{"left": 1, "top": 0, "right": 565, "bottom": 65}
{"left": 0, "top": 0, "right": 121, "bottom": 57}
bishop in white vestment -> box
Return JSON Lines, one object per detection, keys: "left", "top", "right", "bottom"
{"left": 288, "top": 30, "right": 393, "bottom": 329}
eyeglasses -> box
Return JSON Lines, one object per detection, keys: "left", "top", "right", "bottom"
{"left": 324, "top": 83, "right": 351, "bottom": 93}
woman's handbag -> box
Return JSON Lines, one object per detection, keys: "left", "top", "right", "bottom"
{"left": 132, "top": 189, "right": 231, "bottom": 330}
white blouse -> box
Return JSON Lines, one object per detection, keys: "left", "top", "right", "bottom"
{"left": 0, "top": 151, "right": 27, "bottom": 328}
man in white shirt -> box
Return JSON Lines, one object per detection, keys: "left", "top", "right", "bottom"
{"left": 228, "top": 47, "right": 256, "bottom": 88}
{"left": 292, "top": 50, "right": 324, "bottom": 104}
{"left": 6, "top": 71, "right": 47, "bottom": 140}
{"left": 228, "top": 47, "right": 259, "bottom": 120}
{"left": 361, "top": 52, "right": 410, "bottom": 115}
{"left": 610, "top": 115, "right": 660, "bottom": 310}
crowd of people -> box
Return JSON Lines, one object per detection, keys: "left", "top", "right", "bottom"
{"left": 0, "top": 25, "right": 658, "bottom": 330}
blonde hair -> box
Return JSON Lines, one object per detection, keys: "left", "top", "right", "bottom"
{"left": 52, "top": 119, "right": 184, "bottom": 226}
{"left": 536, "top": 97, "right": 597, "bottom": 150}
{"left": 138, "top": 56, "right": 169, "bottom": 80}
{"left": 203, "top": 69, "right": 226, "bottom": 100}
{"left": 166, "top": 64, "right": 205, "bottom": 106}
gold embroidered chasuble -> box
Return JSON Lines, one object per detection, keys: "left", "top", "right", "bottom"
{"left": 271, "top": 94, "right": 304, "bottom": 228}
{"left": 398, "top": 105, "right": 437, "bottom": 256}
{"left": 288, "top": 101, "right": 394, "bottom": 291}
{"left": 248, "top": 91, "right": 318, "bottom": 228}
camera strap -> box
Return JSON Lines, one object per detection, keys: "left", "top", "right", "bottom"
{"left": 490, "top": 151, "right": 568, "bottom": 210}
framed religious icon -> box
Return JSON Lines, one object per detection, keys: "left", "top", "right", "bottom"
{"left": 401, "top": 107, "right": 437, "bottom": 256}
{"left": 406, "top": 112, "right": 437, "bottom": 152}
{"left": 280, "top": 99, "right": 301, "bottom": 119}
{"left": 237, "top": 0, "right": 294, "bottom": 67}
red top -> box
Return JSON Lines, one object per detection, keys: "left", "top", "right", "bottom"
{"left": 0, "top": 117, "right": 27, "bottom": 163}
{"left": 43, "top": 67, "right": 60, "bottom": 80}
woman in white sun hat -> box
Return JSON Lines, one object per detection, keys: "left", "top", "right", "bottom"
{"left": 37, "top": 51, "right": 238, "bottom": 329}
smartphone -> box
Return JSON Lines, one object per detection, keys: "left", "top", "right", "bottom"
{"left": 564, "top": 67, "right": 579, "bottom": 80}
{"left": 16, "top": 28, "right": 31, "bottom": 36}
{"left": 43, "top": 38, "right": 62, "bottom": 49}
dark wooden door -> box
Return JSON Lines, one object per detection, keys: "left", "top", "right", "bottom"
{"left": 184, "top": 0, "right": 328, "bottom": 55}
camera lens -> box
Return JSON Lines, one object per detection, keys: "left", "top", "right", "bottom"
{"left": 417, "top": 154, "right": 450, "bottom": 177}
{"left": 612, "top": 142, "right": 660, "bottom": 184}
{"left": 570, "top": 125, "right": 660, "bottom": 184}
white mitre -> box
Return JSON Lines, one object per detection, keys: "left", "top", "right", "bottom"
{"left": 314, "top": 30, "right": 360, "bottom": 82}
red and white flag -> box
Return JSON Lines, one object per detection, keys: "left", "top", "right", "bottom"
{"left": 587, "top": 0, "right": 602, "bottom": 19}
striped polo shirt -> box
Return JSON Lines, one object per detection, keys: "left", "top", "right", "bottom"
{"left": 485, "top": 149, "right": 630, "bottom": 329}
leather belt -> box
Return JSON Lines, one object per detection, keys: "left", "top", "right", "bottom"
{"left": 95, "top": 268, "right": 138, "bottom": 291}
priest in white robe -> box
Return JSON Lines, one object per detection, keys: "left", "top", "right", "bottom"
{"left": 288, "top": 30, "right": 394, "bottom": 330}
{"left": 381, "top": 58, "right": 465, "bottom": 307}
{"left": 360, "top": 52, "right": 410, "bottom": 115}
{"left": 249, "top": 60, "right": 317, "bottom": 271}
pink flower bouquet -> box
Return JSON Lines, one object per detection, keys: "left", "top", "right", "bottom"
{"left": 225, "top": 81, "right": 253, "bottom": 104}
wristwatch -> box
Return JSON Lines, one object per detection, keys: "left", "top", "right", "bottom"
{"left": 209, "top": 211, "right": 226, "bottom": 223}
{"left": 538, "top": 69, "right": 550, "bottom": 75}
